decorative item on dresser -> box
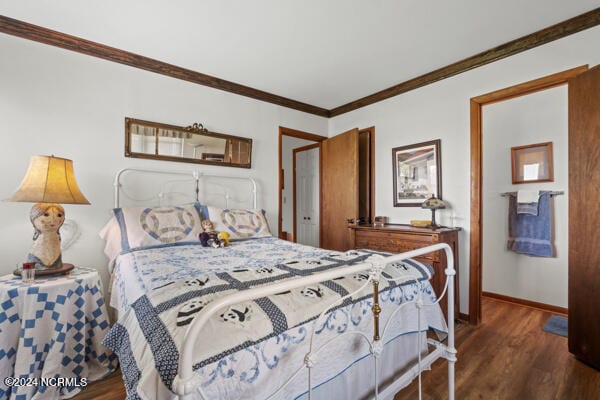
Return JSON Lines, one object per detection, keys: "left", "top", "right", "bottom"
{"left": 373, "top": 216, "right": 388, "bottom": 227}
{"left": 351, "top": 224, "right": 460, "bottom": 320}
{"left": 421, "top": 195, "right": 446, "bottom": 228}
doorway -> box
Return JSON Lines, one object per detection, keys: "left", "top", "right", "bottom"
{"left": 278, "top": 127, "right": 327, "bottom": 244}
{"left": 294, "top": 143, "right": 320, "bottom": 247}
{"left": 278, "top": 126, "right": 375, "bottom": 249}
{"left": 468, "top": 65, "right": 587, "bottom": 325}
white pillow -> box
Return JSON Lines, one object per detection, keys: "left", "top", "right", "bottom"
{"left": 99, "top": 217, "right": 123, "bottom": 266}
{"left": 100, "top": 203, "right": 204, "bottom": 254}
{"left": 203, "top": 206, "right": 271, "bottom": 240}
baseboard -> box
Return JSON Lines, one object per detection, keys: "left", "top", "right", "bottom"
{"left": 458, "top": 312, "right": 470, "bottom": 322}
{"left": 482, "top": 291, "right": 568, "bottom": 316}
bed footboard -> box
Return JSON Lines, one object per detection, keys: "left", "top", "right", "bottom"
{"left": 173, "top": 243, "right": 456, "bottom": 400}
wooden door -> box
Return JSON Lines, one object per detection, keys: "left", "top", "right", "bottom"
{"left": 568, "top": 65, "right": 600, "bottom": 370}
{"left": 321, "top": 128, "right": 359, "bottom": 251}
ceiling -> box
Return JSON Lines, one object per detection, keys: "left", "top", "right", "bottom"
{"left": 1, "top": 0, "right": 599, "bottom": 109}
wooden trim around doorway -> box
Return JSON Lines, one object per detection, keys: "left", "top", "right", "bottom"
{"left": 293, "top": 143, "right": 321, "bottom": 242}
{"left": 278, "top": 127, "right": 327, "bottom": 240}
{"left": 359, "top": 127, "right": 376, "bottom": 224}
{"left": 468, "top": 65, "right": 588, "bottom": 325}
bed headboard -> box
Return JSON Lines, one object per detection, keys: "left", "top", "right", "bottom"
{"left": 113, "top": 168, "right": 258, "bottom": 209}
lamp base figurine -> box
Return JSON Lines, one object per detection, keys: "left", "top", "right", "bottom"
{"left": 28, "top": 202, "right": 65, "bottom": 270}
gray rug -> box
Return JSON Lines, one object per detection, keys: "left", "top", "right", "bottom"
{"left": 543, "top": 315, "right": 568, "bottom": 337}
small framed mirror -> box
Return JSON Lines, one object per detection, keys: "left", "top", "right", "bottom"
{"left": 125, "top": 118, "right": 252, "bottom": 168}
{"left": 511, "top": 141, "right": 553, "bottom": 184}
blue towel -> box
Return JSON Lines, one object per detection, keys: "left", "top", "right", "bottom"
{"left": 507, "top": 192, "right": 553, "bottom": 257}
{"left": 517, "top": 202, "right": 539, "bottom": 215}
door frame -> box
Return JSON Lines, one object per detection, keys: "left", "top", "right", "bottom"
{"left": 293, "top": 143, "right": 321, "bottom": 244}
{"left": 468, "top": 65, "right": 588, "bottom": 325}
{"left": 359, "top": 127, "right": 376, "bottom": 226}
{"left": 278, "top": 127, "right": 327, "bottom": 241}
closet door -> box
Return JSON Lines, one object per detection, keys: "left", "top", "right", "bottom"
{"left": 568, "top": 65, "right": 600, "bottom": 370}
{"left": 295, "top": 146, "right": 320, "bottom": 247}
{"left": 321, "top": 128, "right": 359, "bottom": 251}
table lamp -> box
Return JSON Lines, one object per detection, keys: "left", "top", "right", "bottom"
{"left": 421, "top": 195, "right": 445, "bottom": 229}
{"left": 9, "top": 155, "right": 90, "bottom": 272}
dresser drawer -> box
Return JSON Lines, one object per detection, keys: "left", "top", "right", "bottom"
{"left": 355, "top": 230, "right": 440, "bottom": 261}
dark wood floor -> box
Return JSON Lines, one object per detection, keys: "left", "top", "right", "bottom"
{"left": 396, "top": 297, "right": 600, "bottom": 400}
{"left": 75, "top": 297, "right": 600, "bottom": 400}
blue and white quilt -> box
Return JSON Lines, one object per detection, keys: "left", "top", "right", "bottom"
{"left": 105, "top": 237, "right": 447, "bottom": 400}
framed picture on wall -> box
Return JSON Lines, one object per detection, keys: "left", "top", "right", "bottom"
{"left": 511, "top": 141, "right": 554, "bottom": 184}
{"left": 392, "top": 139, "right": 442, "bottom": 207}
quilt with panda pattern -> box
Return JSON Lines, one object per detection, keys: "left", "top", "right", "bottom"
{"left": 104, "top": 237, "right": 447, "bottom": 400}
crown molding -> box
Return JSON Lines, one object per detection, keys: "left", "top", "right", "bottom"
{"left": 1, "top": 8, "right": 599, "bottom": 119}
{"left": 0, "top": 15, "right": 330, "bottom": 117}
{"left": 329, "top": 7, "right": 600, "bottom": 117}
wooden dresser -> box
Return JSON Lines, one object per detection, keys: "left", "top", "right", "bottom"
{"left": 351, "top": 224, "right": 460, "bottom": 320}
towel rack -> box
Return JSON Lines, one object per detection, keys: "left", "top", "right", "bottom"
{"left": 500, "top": 190, "right": 564, "bottom": 197}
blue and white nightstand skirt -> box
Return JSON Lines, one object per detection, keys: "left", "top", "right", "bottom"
{"left": 0, "top": 267, "right": 117, "bottom": 399}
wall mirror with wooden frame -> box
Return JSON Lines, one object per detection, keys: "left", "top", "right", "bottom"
{"left": 125, "top": 117, "right": 252, "bottom": 168}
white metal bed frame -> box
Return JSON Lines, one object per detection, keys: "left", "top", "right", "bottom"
{"left": 112, "top": 168, "right": 456, "bottom": 400}
{"left": 113, "top": 167, "right": 257, "bottom": 209}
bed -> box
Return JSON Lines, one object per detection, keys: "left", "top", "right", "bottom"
{"left": 100, "top": 168, "right": 456, "bottom": 400}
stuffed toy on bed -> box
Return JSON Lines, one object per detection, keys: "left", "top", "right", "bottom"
{"left": 199, "top": 220, "right": 225, "bottom": 248}
{"left": 217, "top": 231, "right": 230, "bottom": 246}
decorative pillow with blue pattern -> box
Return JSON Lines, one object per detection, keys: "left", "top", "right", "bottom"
{"left": 100, "top": 202, "right": 204, "bottom": 254}
{"left": 203, "top": 206, "right": 271, "bottom": 240}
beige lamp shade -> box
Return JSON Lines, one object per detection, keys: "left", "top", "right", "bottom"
{"left": 9, "top": 155, "right": 90, "bottom": 204}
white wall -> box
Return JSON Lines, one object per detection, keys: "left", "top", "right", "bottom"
{"left": 4, "top": 25, "right": 600, "bottom": 315}
{"left": 482, "top": 87, "right": 568, "bottom": 307}
{"left": 281, "top": 136, "right": 316, "bottom": 233}
{"left": 328, "top": 25, "right": 600, "bottom": 313}
{"left": 0, "top": 35, "right": 328, "bottom": 290}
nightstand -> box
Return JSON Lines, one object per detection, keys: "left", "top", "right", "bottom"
{"left": 351, "top": 224, "right": 460, "bottom": 321}
{"left": 0, "top": 267, "right": 117, "bottom": 399}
